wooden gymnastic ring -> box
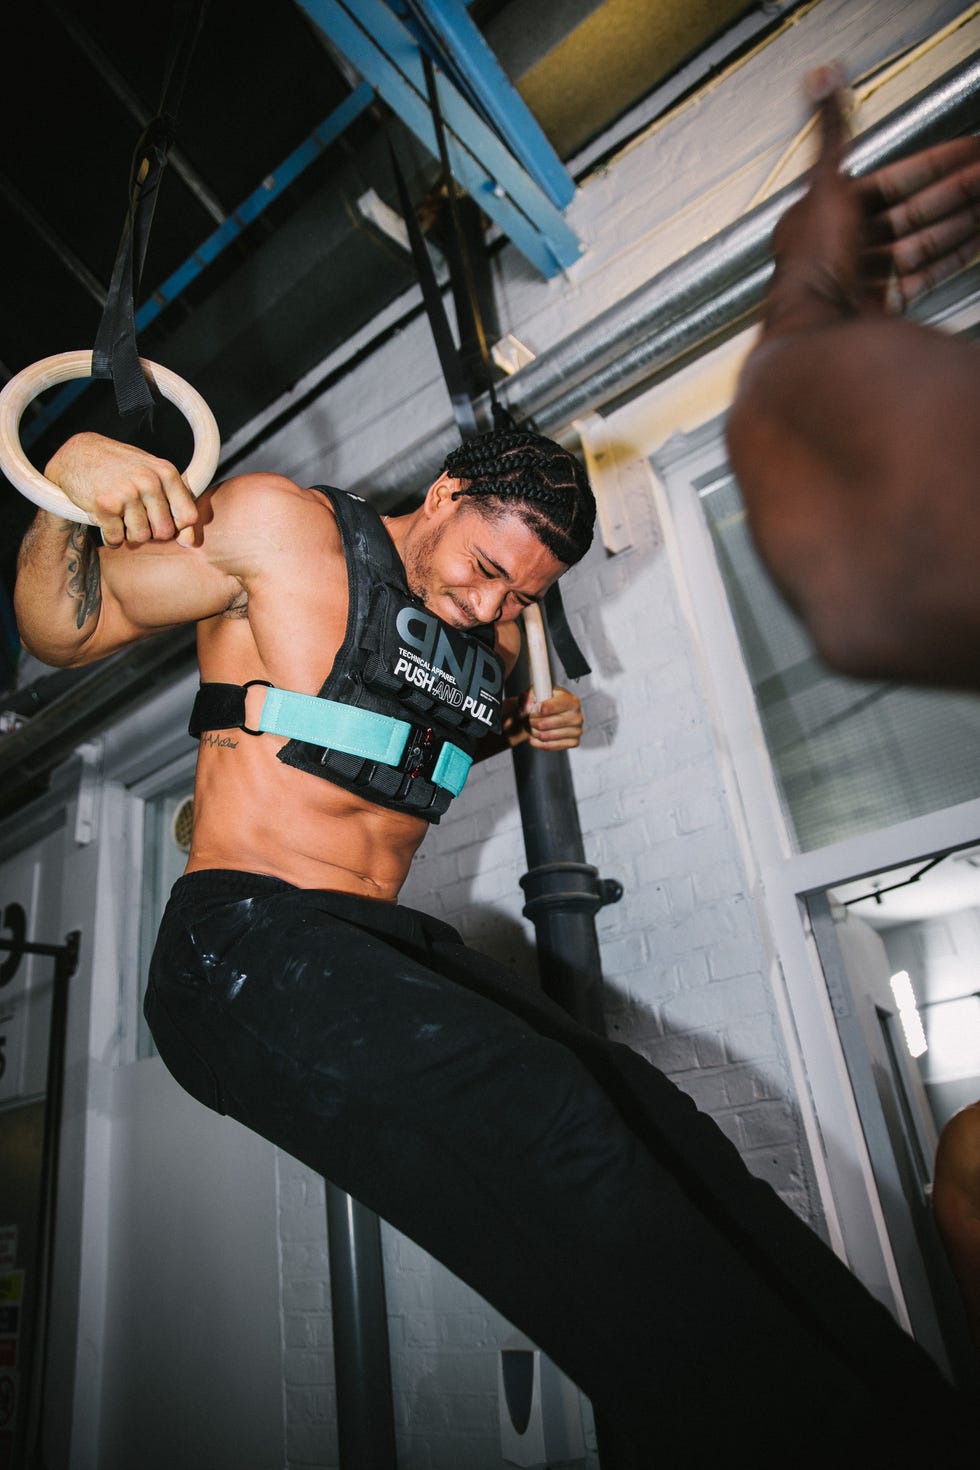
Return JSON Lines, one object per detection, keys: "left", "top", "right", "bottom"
{"left": 0, "top": 350, "right": 220, "bottom": 524}
{"left": 523, "top": 603, "right": 553, "bottom": 703}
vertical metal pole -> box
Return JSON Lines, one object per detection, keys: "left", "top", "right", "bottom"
{"left": 20, "top": 930, "right": 80, "bottom": 1470}
{"left": 325, "top": 1183, "right": 398, "bottom": 1469}
{"left": 510, "top": 630, "right": 621, "bottom": 1032}
{"left": 510, "top": 633, "right": 636, "bottom": 1469}
{"left": 512, "top": 737, "right": 616, "bottom": 1033}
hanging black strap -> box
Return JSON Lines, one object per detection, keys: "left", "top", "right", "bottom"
{"left": 387, "top": 78, "right": 590, "bottom": 681}
{"left": 387, "top": 130, "right": 479, "bottom": 440}
{"left": 92, "top": 0, "right": 208, "bottom": 422}
{"left": 542, "top": 583, "right": 590, "bottom": 679}
{"left": 420, "top": 51, "right": 502, "bottom": 419}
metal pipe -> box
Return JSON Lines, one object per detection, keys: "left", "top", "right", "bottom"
{"left": 508, "top": 619, "right": 622, "bottom": 1058}
{"left": 510, "top": 741, "right": 643, "bottom": 1465}
{"left": 509, "top": 622, "right": 625, "bottom": 1468}
{"left": 515, "top": 49, "right": 980, "bottom": 424}
{"left": 12, "top": 929, "right": 81, "bottom": 1469}
{"left": 511, "top": 617, "right": 622, "bottom": 972}
{"left": 359, "top": 50, "right": 980, "bottom": 506}
{"left": 325, "top": 1184, "right": 397, "bottom": 1469}
{"left": 513, "top": 744, "right": 617, "bottom": 1033}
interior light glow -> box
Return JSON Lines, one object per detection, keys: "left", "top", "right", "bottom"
{"left": 890, "top": 970, "right": 916, "bottom": 1011}
{"left": 923, "top": 995, "right": 980, "bottom": 1079}
{"left": 890, "top": 970, "right": 928, "bottom": 1059}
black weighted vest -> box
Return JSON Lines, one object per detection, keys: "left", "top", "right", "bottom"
{"left": 193, "top": 485, "right": 506, "bottom": 822}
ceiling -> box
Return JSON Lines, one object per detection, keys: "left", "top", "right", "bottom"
{"left": 831, "top": 848, "right": 980, "bottom": 930}
{"left": 0, "top": 0, "right": 773, "bottom": 688}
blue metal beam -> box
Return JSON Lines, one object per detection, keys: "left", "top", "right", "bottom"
{"left": 295, "top": 0, "right": 582, "bottom": 277}
{"left": 400, "top": 0, "right": 574, "bottom": 211}
{"left": 136, "top": 83, "right": 375, "bottom": 332}
{"left": 23, "top": 83, "right": 376, "bottom": 448}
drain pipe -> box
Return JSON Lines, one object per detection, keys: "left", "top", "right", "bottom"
{"left": 325, "top": 1184, "right": 397, "bottom": 1470}
{"left": 359, "top": 50, "right": 980, "bottom": 507}
{"left": 514, "top": 608, "right": 622, "bottom": 1029}
{"left": 512, "top": 609, "right": 626, "bottom": 1465}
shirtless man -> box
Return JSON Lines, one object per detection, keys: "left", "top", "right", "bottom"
{"left": 12, "top": 386, "right": 970, "bottom": 1457}
{"left": 15, "top": 427, "right": 587, "bottom": 893}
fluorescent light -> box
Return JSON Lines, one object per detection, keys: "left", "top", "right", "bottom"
{"left": 890, "top": 970, "right": 916, "bottom": 1011}
{"left": 890, "top": 970, "right": 928, "bottom": 1059}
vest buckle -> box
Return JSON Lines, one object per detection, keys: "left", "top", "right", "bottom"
{"left": 400, "top": 723, "right": 439, "bottom": 781}
{"left": 239, "top": 679, "right": 274, "bottom": 735}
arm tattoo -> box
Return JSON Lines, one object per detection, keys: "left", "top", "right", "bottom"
{"left": 66, "top": 525, "right": 102, "bottom": 630}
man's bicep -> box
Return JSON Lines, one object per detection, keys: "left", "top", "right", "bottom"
{"left": 97, "top": 538, "right": 241, "bottom": 644}
{"left": 94, "top": 475, "right": 271, "bottom": 641}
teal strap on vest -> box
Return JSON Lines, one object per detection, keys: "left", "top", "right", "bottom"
{"left": 431, "top": 741, "right": 472, "bottom": 795}
{"left": 257, "top": 687, "right": 472, "bottom": 796}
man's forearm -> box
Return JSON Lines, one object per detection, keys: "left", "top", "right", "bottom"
{"left": 14, "top": 511, "right": 104, "bottom": 666}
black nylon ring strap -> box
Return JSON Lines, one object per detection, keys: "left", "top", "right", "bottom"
{"left": 420, "top": 49, "right": 500, "bottom": 421}
{"left": 92, "top": 0, "right": 209, "bottom": 423}
{"left": 92, "top": 121, "right": 171, "bottom": 421}
{"left": 386, "top": 78, "right": 590, "bottom": 682}
{"left": 542, "top": 583, "right": 590, "bottom": 680}
{"left": 386, "top": 130, "right": 479, "bottom": 442}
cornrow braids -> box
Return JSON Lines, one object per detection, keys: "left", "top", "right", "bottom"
{"left": 442, "top": 427, "right": 596, "bottom": 566}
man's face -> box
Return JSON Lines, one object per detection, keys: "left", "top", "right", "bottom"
{"left": 404, "top": 498, "right": 567, "bottom": 629}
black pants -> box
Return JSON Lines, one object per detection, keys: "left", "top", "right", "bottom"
{"left": 145, "top": 870, "right": 968, "bottom": 1462}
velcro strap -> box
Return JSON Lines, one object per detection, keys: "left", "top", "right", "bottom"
{"left": 189, "top": 683, "right": 472, "bottom": 797}
{"left": 432, "top": 742, "right": 472, "bottom": 794}
{"left": 188, "top": 682, "right": 246, "bottom": 735}
{"left": 260, "top": 688, "right": 409, "bottom": 765}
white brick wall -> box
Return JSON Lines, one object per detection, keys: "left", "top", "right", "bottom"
{"left": 276, "top": 1156, "right": 337, "bottom": 1468}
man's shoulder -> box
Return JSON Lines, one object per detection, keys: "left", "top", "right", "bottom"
{"left": 209, "top": 473, "right": 343, "bottom": 531}
{"left": 209, "top": 470, "right": 331, "bottom": 511}
{"left": 202, "top": 472, "right": 344, "bottom": 574}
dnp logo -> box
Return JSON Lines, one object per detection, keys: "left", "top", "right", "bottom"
{"left": 394, "top": 607, "right": 502, "bottom": 726}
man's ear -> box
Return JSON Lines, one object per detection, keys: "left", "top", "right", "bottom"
{"left": 422, "top": 472, "right": 465, "bottom": 519}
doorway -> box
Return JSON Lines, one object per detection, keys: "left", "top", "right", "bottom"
{"left": 807, "top": 845, "right": 980, "bottom": 1391}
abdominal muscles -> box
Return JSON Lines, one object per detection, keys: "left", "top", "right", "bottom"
{"left": 186, "top": 735, "right": 428, "bottom": 901}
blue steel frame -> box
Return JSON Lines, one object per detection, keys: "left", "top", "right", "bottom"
{"left": 295, "top": 0, "right": 582, "bottom": 276}
{"left": 392, "top": 0, "right": 575, "bottom": 210}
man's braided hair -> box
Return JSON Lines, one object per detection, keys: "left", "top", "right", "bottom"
{"left": 442, "top": 426, "right": 596, "bottom": 566}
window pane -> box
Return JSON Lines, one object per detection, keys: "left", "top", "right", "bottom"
{"left": 700, "top": 471, "right": 980, "bottom": 851}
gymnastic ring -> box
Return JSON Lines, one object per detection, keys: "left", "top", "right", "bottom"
{"left": 522, "top": 603, "right": 554, "bottom": 703}
{"left": 0, "top": 349, "right": 221, "bottom": 524}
